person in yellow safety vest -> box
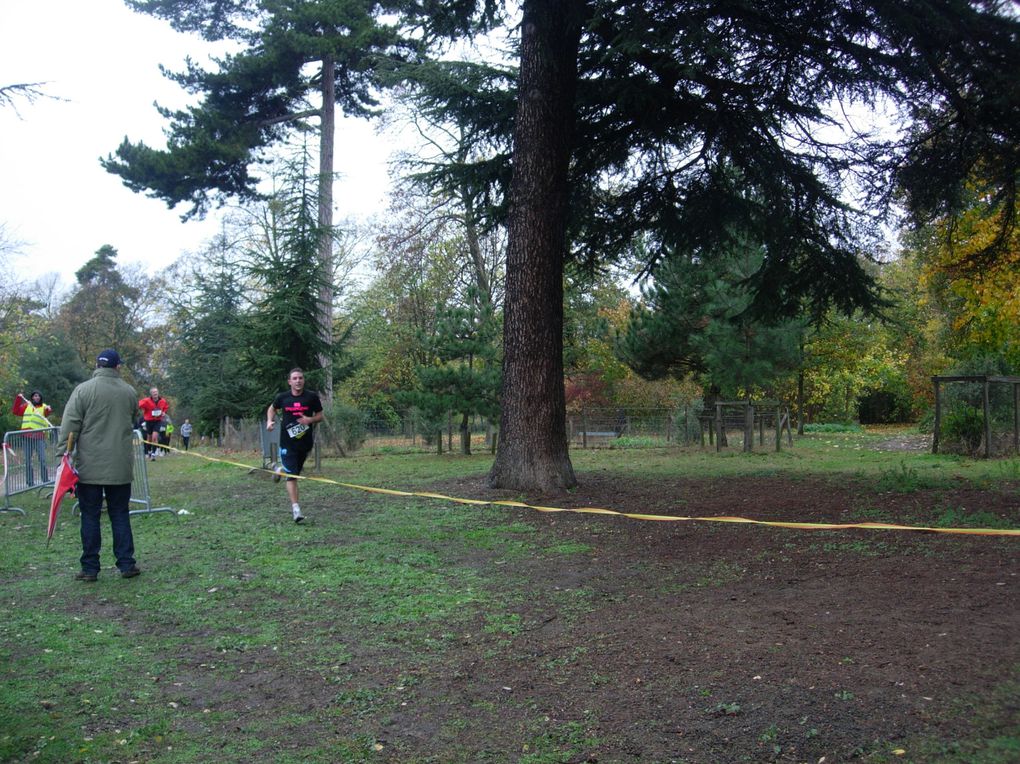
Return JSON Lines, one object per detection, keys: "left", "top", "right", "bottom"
{"left": 159, "top": 420, "right": 173, "bottom": 455}
{"left": 11, "top": 391, "right": 53, "bottom": 486}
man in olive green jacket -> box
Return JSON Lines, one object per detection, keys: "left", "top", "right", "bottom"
{"left": 58, "top": 349, "right": 141, "bottom": 581}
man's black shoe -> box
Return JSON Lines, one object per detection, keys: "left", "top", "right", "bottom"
{"left": 120, "top": 567, "right": 141, "bottom": 579}
{"left": 74, "top": 571, "right": 98, "bottom": 582}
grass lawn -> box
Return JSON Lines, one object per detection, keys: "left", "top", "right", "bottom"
{"left": 1, "top": 428, "right": 1018, "bottom": 763}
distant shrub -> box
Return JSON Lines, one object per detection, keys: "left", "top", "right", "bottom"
{"left": 321, "top": 403, "right": 368, "bottom": 454}
{"left": 803, "top": 423, "right": 864, "bottom": 434}
{"left": 875, "top": 462, "right": 924, "bottom": 492}
{"left": 933, "top": 505, "right": 1008, "bottom": 529}
{"left": 858, "top": 378, "right": 918, "bottom": 424}
{"left": 609, "top": 435, "right": 662, "bottom": 448}
{"left": 916, "top": 408, "right": 934, "bottom": 434}
{"left": 942, "top": 406, "right": 985, "bottom": 455}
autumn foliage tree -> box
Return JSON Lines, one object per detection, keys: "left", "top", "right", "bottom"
{"left": 909, "top": 187, "right": 1020, "bottom": 369}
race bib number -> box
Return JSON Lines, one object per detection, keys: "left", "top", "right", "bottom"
{"left": 152, "top": 409, "right": 163, "bottom": 417}
{"left": 286, "top": 422, "right": 309, "bottom": 439}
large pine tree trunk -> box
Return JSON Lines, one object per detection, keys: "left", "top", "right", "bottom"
{"left": 488, "top": 0, "right": 582, "bottom": 492}
{"left": 317, "top": 55, "right": 336, "bottom": 407}
{"left": 461, "top": 412, "right": 471, "bottom": 455}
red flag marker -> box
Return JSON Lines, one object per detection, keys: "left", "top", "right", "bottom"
{"left": 47, "top": 440, "right": 78, "bottom": 544}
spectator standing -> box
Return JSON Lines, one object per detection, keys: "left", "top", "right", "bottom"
{"left": 163, "top": 420, "right": 174, "bottom": 454}
{"left": 58, "top": 349, "right": 141, "bottom": 581}
{"left": 137, "top": 387, "right": 169, "bottom": 460}
{"left": 11, "top": 390, "right": 53, "bottom": 486}
{"left": 180, "top": 419, "right": 193, "bottom": 451}
{"left": 266, "top": 368, "right": 323, "bottom": 523}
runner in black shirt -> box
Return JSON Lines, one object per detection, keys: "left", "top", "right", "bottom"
{"left": 266, "top": 368, "right": 324, "bottom": 523}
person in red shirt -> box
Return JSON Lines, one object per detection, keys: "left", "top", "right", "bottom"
{"left": 137, "top": 387, "right": 169, "bottom": 461}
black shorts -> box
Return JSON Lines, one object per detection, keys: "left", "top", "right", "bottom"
{"left": 279, "top": 447, "right": 310, "bottom": 480}
{"left": 144, "top": 421, "right": 160, "bottom": 437}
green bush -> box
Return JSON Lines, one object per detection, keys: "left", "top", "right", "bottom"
{"left": 857, "top": 366, "right": 920, "bottom": 424}
{"left": 803, "top": 422, "right": 864, "bottom": 434}
{"left": 942, "top": 406, "right": 985, "bottom": 454}
{"left": 672, "top": 399, "right": 704, "bottom": 444}
{"left": 916, "top": 407, "right": 935, "bottom": 434}
{"left": 321, "top": 403, "right": 368, "bottom": 454}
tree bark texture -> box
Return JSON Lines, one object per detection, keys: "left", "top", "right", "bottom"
{"left": 460, "top": 412, "right": 471, "bottom": 455}
{"left": 488, "top": 0, "right": 583, "bottom": 491}
{"left": 318, "top": 54, "right": 336, "bottom": 407}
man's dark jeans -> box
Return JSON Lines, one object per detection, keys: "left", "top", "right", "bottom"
{"left": 77, "top": 483, "right": 135, "bottom": 574}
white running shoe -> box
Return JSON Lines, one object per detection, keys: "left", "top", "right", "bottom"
{"left": 292, "top": 505, "right": 304, "bottom": 524}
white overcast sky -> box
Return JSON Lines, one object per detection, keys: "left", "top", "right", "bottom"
{"left": 0, "top": 0, "right": 394, "bottom": 287}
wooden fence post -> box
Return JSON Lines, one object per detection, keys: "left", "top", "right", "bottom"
{"left": 716, "top": 403, "right": 723, "bottom": 453}
{"left": 1014, "top": 383, "right": 1019, "bottom": 455}
{"left": 775, "top": 405, "right": 782, "bottom": 452}
{"left": 744, "top": 403, "right": 753, "bottom": 453}
{"left": 983, "top": 378, "right": 991, "bottom": 458}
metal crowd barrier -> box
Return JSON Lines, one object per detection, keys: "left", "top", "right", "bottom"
{"left": 64, "top": 431, "right": 174, "bottom": 519}
{"left": 129, "top": 430, "right": 174, "bottom": 517}
{"left": 257, "top": 420, "right": 280, "bottom": 472}
{"left": 257, "top": 418, "right": 320, "bottom": 473}
{"left": 2, "top": 426, "right": 60, "bottom": 515}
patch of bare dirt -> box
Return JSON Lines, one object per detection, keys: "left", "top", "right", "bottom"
{"left": 364, "top": 471, "right": 1020, "bottom": 763}
{"left": 75, "top": 469, "right": 1020, "bottom": 763}
{"left": 871, "top": 433, "right": 933, "bottom": 452}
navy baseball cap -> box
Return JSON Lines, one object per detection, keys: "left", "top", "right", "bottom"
{"left": 96, "top": 349, "right": 122, "bottom": 368}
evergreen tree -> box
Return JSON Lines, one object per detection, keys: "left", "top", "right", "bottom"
{"left": 693, "top": 247, "right": 805, "bottom": 399}
{"left": 106, "top": 0, "right": 1020, "bottom": 490}
{"left": 406, "top": 288, "right": 500, "bottom": 454}
{"left": 168, "top": 236, "right": 259, "bottom": 432}
{"left": 16, "top": 329, "right": 89, "bottom": 415}
{"left": 404, "top": 0, "right": 1020, "bottom": 490}
{"left": 620, "top": 236, "right": 805, "bottom": 398}
{"left": 102, "top": 0, "right": 427, "bottom": 402}
{"left": 487, "top": 0, "right": 582, "bottom": 490}
{"left": 238, "top": 150, "right": 338, "bottom": 402}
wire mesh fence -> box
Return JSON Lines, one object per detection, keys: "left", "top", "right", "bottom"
{"left": 218, "top": 414, "right": 497, "bottom": 458}
{"left": 566, "top": 407, "right": 702, "bottom": 448}
{"left": 2, "top": 426, "right": 59, "bottom": 514}
{"left": 932, "top": 375, "right": 1020, "bottom": 457}
{"left": 213, "top": 403, "right": 796, "bottom": 458}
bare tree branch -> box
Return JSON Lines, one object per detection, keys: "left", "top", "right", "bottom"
{"left": 0, "top": 82, "right": 64, "bottom": 117}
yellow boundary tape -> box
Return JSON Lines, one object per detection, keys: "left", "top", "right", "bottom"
{"left": 161, "top": 445, "right": 1020, "bottom": 538}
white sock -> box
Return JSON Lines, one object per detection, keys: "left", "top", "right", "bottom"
{"left": 292, "top": 503, "right": 301, "bottom": 513}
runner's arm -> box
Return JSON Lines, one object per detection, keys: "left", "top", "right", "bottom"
{"left": 298, "top": 411, "right": 324, "bottom": 426}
